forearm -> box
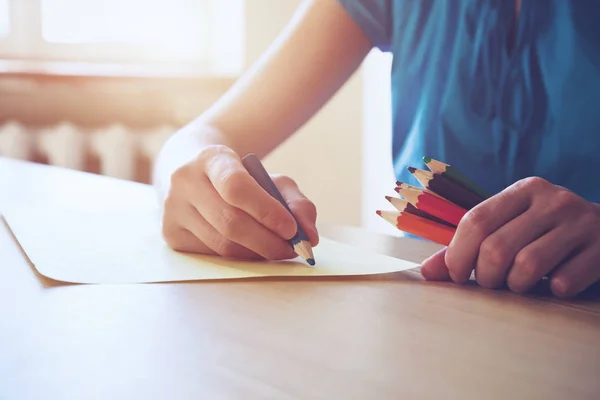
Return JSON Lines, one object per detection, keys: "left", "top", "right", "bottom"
{"left": 152, "top": 0, "right": 372, "bottom": 202}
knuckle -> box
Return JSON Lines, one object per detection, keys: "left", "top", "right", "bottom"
{"left": 551, "top": 189, "right": 577, "bottom": 210}
{"left": 460, "top": 207, "right": 489, "bottom": 235}
{"left": 162, "top": 192, "right": 178, "bottom": 212}
{"left": 518, "top": 176, "right": 549, "bottom": 192}
{"left": 161, "top": 224, "right": 185, "bottom": 250}
{"left": 480, "top": 236, "right": 511, "bottom": 267}
{"left": 211, "top": 236, "right": 238, "bottom": 257}
{"left": 216, "top": 207, "right": 243, "bottom": 237}
{"left": 514, "top": 250, "right": 543, "bottom": 281}
{"left": 169, "top": 165, "right": 191, "bottom": 188}
{"left": 161, "top": 224, "right": 177, "bottom": 245}
{"left": 219, "top": 170, "right": 247, "bottom": 204}
{"left": 580, "top": 203, "right": 599, "bottom": 221}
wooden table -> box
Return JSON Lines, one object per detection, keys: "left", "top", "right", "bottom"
{"left": 1, "top": 156, "right": 599, "bottom": 400}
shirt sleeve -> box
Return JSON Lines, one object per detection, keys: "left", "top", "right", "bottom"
{"left": 337, "top": 0, "right": 393, "bottom": 52}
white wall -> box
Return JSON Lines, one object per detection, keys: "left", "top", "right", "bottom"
{"left": 361, "top": 50, "right": 403, "bottom": 236}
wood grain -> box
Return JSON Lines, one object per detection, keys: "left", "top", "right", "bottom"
{"left": 1, "top": 157, "right": 599, "bottom": 400}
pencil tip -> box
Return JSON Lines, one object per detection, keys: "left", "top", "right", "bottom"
{"left": 395, "top": 181, "right": 402, "bottom": 186}
{"left": 407, "top": 166, "right": 416, "bottom": 173}
{"left": 376, "top": 210, "right": 382, "bottom": 216}
{"left": 393, "top": 187, "right": 400, "bottom": 193}
{"left": 384, "top": 195, "right": 392, "bottom": 201}
{"left": 307, "top": 258, "right": 315, "bottom": 266}
{"left": 423, "top": 156, "right": 431, "bottom": 163}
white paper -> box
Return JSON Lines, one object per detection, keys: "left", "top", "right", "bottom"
{"left": 2, "top": 206, "right": 418, "bottom": 284}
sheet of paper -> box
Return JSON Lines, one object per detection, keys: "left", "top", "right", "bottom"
{"left": 2, "top": 206, "right": 418, "bottom": 284}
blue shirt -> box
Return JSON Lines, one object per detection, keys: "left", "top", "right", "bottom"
{"left": 339, "top": 0, "right": 600, "bottom": 202}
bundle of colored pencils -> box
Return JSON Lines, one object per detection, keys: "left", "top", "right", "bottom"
{"left": 377, "top": 157, "right": 492, "bottom": 246}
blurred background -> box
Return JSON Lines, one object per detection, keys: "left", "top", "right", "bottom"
{"left": 0, "top": 0, "right": 396, "bottom": 234}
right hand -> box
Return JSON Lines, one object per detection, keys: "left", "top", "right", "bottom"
{"left": 161, "top": 145, "right": 319, "bottom": 260}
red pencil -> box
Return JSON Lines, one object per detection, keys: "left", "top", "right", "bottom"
{"left": 396, "top": 187, "right": 467, "bottom": 227}
{"left": 376, "top": 210, "right": 455, "bottom": 246}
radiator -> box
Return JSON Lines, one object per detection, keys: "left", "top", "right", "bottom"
{"left": 0, "top": 121, "right": 175, "bottom": 183}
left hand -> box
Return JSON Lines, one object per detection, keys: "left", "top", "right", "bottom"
{"left": 420, "top": 177, "right": 600, "bottom": 297}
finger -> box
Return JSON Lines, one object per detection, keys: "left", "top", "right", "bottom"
{"left": 420, "top": 247, "right": 451, "bottom": 281}
{"left": 205, "top": 151, "right": 297, "bottom": 239}
{"left": 474, "top": 209, "right": 552, "bottom": 289}
{"left": 162, "top": 213, "right": 217, "bottom": 254}
{"left": 163, "top": 226, "right": 217, "bottom": 254}
{"left": 445, "top": 183, "right": 531, "bottom": 284}
{"left": 192, "top": 179, "right": 298, "bottom": 260}
{"left": 549, "top": 244, "right": 600, "bottom": 298}
{"left": 506, "top": 225, "right": 587, "bottom": 294}
{"left": 273, "top": 175, "right": 319, "bottom": 246}
{"left": 180, "top": 203, "right": 263, "bottom": 260}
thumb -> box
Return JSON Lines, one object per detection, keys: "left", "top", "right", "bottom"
{"left": 421, "top": 247, "right": 451, "bottom": 281}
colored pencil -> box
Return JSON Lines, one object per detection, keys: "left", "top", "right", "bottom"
{"left": 408, "top": 167, "right": 485, "bottom": 210}
{"left": 423, "top": 156, "right": 492, "bottom": 199}
{"left": 385, "top": 195, "right": 455, "bottom": 228}
{"left": 395, "top": 181, "right": 446, "bottom": 200}
{"left": 376, "top": 210, "right": 455, "bottom": 246}
{"left": 396, "top": 187, "right": 467, "bottom": 227}
{"left": 242, "top": 153, "right": 315, "bottom": 266}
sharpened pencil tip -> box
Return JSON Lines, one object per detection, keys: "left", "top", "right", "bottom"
{"left": 385, "top": 195, "right": 392, "bottom": 201}
{"left": 407, "top": 166, "right": 417, "bottom": 173}
{"left": 307, "top": 258, "right": 315, "bottom": 266}
{"left": 395, "top": 181, "right": 402, "bottom": 186}
{"left": 394, "top": 186, "right": 400, "bottom": 193}
{"left": 376, "top": 210, "right": 382, "bottom": 216}
{"left": 423, "top": 156, "right": 431, "bottom": 163}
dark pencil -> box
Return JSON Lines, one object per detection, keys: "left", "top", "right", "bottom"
{"left": 241, "top": 153, "right": 315, "bottom": 266}
{"left": 423, "top": 157, "right": 492, "bottom": 199}
{"left": 408, "top": 167, "right": 485, "bottom": 210}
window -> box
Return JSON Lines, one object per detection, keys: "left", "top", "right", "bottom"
{"left": 0, "top": 0, "right": 245, "bottom": 76}
{"left": 0, "top": 0, "right": 9, "bottom": 37}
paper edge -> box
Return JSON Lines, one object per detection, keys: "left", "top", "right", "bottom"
{"left": 2, "top": 210, "right": 419, "bottom": 285}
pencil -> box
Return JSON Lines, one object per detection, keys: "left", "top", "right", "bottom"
{"left": 396, "top": 187, "right": 467, "bottom": 227}
{"left": 423, "top": 156, "right": 492, "bottom": 199}
{"left": 376, "top": 210, "right": 455, "bottom": 246}
{"left": 408, "top": 167, "right": 485, "bottom": 210}
{"left": 395, "top": 181, "right": 446, "bottom": 200}
{"left": 385, "top": 195, "right": 455, "bottom": 227}
{"left": 241, "top": 153, "right": 315, "bottom": 266}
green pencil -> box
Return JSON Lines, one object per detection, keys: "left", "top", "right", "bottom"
{"left": 423, "top": 157, "right": 492, "bottom": 199}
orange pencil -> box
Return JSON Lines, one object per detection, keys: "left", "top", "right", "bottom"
{"left": 396, "top": 187, "right": 467, "bottom": 227}
{"left": 376, "top": 210, "right": 455, "bottom": 246}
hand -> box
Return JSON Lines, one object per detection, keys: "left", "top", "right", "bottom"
{"left": 160, "top": 145, "right": 319, "bottom": 260}
{"left": 420, "top": 177, "right": 600, "bottom": 298}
